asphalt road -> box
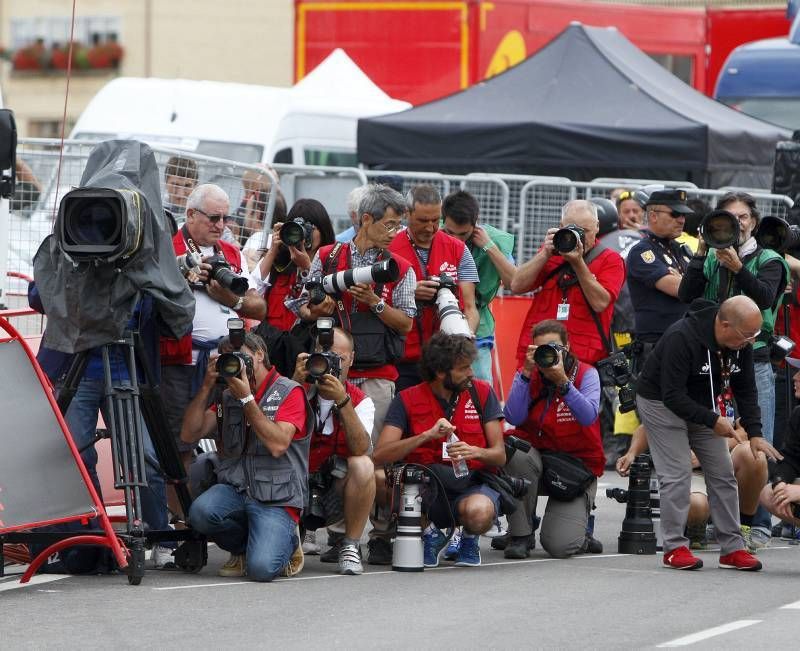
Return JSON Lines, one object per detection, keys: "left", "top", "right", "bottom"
{"left": 3, "top": 471, "right": 800, "bottom": 649}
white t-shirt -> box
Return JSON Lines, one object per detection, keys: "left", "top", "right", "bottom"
{"left": 316, "top": 394, "right": 375, "bottom": 453}
{"left": 191, "top": 245, "right": 257, "bottom": 363}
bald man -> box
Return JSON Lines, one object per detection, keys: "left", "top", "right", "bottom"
{"left": 635, "top": 296, "right": 781, "bottom": 571}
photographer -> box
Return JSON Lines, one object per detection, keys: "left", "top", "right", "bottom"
{"left": 292, "top": 326, "right": 375, "bottom": 575}
{"left": 501, "top": 320, "right": 603, "bottom": 559}
{"left": 442, "top": 190, "right": 516, "bottom": 383}
{"left": 760, "top": 358, "right": 800, "bottom": 529}
{"left": 373, "top": 333, "right": 506, "bottom": 568}
{"left": 389, "top": 184, "right": 480, "bottom": 391}
{"left": 181, "top": 332, "right": 312, "bottom": 582}
{"left": 512, "top": 200, "right": 625, "bottom": 367}
{"left": 161, "top": 184, "right": 266, "bottom": 483}
{"left": 636, "top": 295, "right": 782, "bottom": 571}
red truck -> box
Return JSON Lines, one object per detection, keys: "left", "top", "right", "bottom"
{"left": 295, "top": 0, "right": 791, "bottom": 105}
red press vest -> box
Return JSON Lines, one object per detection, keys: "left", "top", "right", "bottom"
{"left": 515, "top": 247, "right": 621, "bottom": 367}
{"left": 389, "top": 230, "right": 466, "bottom": 362}
{"left": 317, "top": 242, "right": 413, "bottom": 381}
{"left": 160, "top": 230, "right": 243, "bottom": 366}
{"left": 398, "top": 380, "right": 492, "bottom": 471}
{"left": 308, "top": 381, "right": 368, "bottom": 473}
{"left": 264, "top": 271, "right": 301, "bottom": 331}
{"left": 509, "top": 362, "right": 605, "bottom": 476}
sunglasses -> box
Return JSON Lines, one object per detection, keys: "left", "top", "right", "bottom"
{"left": 650, "top": 209, "right": 685, "bottom": 219}
{"left": 194, "top": 209, "right": 230, "bottom": 224}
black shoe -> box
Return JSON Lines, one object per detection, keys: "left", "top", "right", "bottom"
{"left": 578, "top": 534, "right": 603, "bottom": 554}
{"left": 367, "top": 538, "right": 393, "bottom": 565}
{"left": 491, "top": 533, "right": 510, "bottom": 550}
{"left": 504, "top": 535, "right": 533, "bottom": 559}
{"left": 320, "top": 533, "right": 344, "bottom": 563}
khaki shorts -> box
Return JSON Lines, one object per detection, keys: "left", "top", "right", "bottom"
{"left": 690, "top": 470, "right": 707, "bottom": 496}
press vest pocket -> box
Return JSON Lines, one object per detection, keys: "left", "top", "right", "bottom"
{"left": 251, "top": 469, "right": 295, "bottom": 504}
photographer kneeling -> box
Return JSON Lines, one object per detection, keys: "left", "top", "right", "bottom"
{"left": 502, "top": 320, "right": 604, "bottom": 559}
{"left": 373, "top": 333, "right": 506, "bottom": 568}
{"left": 292, "top": 324, "right": 376, "bottom": 575}
{"left": 180, "top": 332, "right": 312, "bottom": 582}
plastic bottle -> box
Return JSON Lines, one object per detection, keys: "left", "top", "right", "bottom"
{"left": 448, "top": 432, "right": 469, "bottom": 478}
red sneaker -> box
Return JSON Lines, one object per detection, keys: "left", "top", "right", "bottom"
{"left": 663, "top": 545, "right": 703, "bottom": 570}
{"left": 719, "top": 549, "right": 762, "bottom": 571}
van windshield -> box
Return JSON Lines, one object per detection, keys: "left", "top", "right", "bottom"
{"left": 74, "top": 132, "right": 263, "bottom": 164}
{"left": 721, "top": 98, "right": 800, "bottom": 130}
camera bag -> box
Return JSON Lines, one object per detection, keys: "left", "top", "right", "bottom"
{"left": 540, "top": 450, "right": 594, "bottom": 501}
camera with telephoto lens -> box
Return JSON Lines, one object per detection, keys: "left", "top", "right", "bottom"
{"left": 770, "top": 334, "right": 796, "bottom": 364}
{"left": 534, "top": 342, "right": 565, "bottom": 369}
{"left": 597, "top": 350, "right": 637, "bottom": 414}
{"left": 306, "top": 317, "right": 341, "bottom": 382}
{"left": 756, "top": 215, "right": 800, "bottom": 253}
{"left": 215, "top": 318, "right": 253, "bottom": 380}
{"left": 700, "top": 209, "right": 740, "bottom": 250}
{"left": 204, "top": 254, "right": 249, "bottom": 296}
{"left": 280, "top": 217, "right": 314, "bottom": 250}
{"left": 553, "top": 223, "right": 586, "bottom": 254}
{"left": 607, "top": 454, "right": 657, "bottom": 554}
{"left": 434, "top": 274, "right": 473, "bottom": 338}
{"left": 305, "top": 257, "right": 400, "bottom": 305}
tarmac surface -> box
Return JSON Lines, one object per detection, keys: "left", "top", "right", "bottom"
{"left": 3, "top": 470, "right": 800, "bottom": 649}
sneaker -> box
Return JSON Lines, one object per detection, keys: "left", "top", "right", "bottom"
{"left": 490, "top": 533, "right": 509, "bottom": 551}
{"left": 218, "top": 553, "right": 246, "bottom": 578}
{"left": 367, "top": 538, "right": 393, "bottom": 566}
{"left": 151, "top": 545, "right": 178, "bottom": 570}
{"left": 504, "top": 535, "right": 533, "bottom": 559}
{"left": 282, "top": 525, "right": 305, "bottom": 577}
{"left": 483, "top": 518, "right": 507, "bottom": 539}
{"left": 338, "top": 543, "right": 363, "bottom": 575}
{"left": 443, "top": 528, "right": 462, "bottom": 561}
{"left": 740, "top": 524, "right": 755, "bottom": 553}
{"left": 663, "top": 546, "right": 703, "bottom": 570}
{"left": 719, "top": 549, "right": 762, "bottom": 571}
{"left": 687, "top": 522, "right": 708, "bottom": 550}
{"left": 778, "top": 523, "right": 800, "bottom": 542}
{"left": 321, "top": 532, "right": 344, "bottom": 563}
{"left": 455, "top": 534, "right": 481, "bottom": 567}
{"left": 748, "top": 527, "right": 770, "bottom": 552}
{"left": 302, "top": 530, "right": 321, "bottom": 555}
{"left": 423, "top": 527, "right": 448, "bottom": 568}
{"left": 578, "top": 534, "right": 603, "bottom": 555}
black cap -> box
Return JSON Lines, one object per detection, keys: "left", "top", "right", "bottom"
{"left": 645, "top": 188, "right": 694, "bottom": 215}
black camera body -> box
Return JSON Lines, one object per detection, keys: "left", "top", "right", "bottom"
{"left": 306, "top": 317, "right": 341, "bottom": 382}
{"left": 216, "top": 318, "right": 253, "bottom": 381}
{"left": 504, "top": 435, "right": 532, "bottom": 462}
{"left": 280, "top": 218, "right": 314, "bottom": 250}
{"left": 553, "top": 223, "right": 586, "bottom": 254}
{"left": 597, "top": 350, "right": 637, "bottom": 414}
{"left": 770, "top": 334, "right": 796, "bottom": 364}
{"left": 534, "top": 343, "right": 564, "bottom": 368}
{"left": 700, "top": 210, "right": 740, "bottom": 250}
{"left": 205, "top": 254, "right": 248, "bottom": 296}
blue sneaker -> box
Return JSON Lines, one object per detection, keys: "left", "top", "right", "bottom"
{"left": 455, "top": 534, "right": 481, "bottom": 567}
{"left": 443, "top": 528, "right": 461, "bottom": 561}
{"left": 423, "top": 527, "right": 448, "bottom": 568}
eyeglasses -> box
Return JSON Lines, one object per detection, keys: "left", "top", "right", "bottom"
{"left": 194, "top": 209, "right": 230, "bottom": 224}
{"left": 375, "top": 219, "right": 402, "bottom": 234}
{"left": 650, "top": 209, "right": 685, "bottom": 219}
{"left": 733, "top": 325, "right": 761, "bottom": 341}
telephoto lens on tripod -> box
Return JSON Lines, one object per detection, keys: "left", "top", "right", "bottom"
{"left": 392, "top": 466, "right": 427, "bottom": 572}
{"left": 612, "top": 454, "right": 656, "bottom": 554}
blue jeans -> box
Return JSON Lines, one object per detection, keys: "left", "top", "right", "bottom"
{"left": 472, "top": 345, "right": 493, "bottom": 383}
{"left": 63, "top": 377, "right": 169, "bottom": 532}
{"left": 751, "top": 360, "right": 775, "bottom": 532}
{"left": 189, "top": 483, "right": 297, "bottom": 582}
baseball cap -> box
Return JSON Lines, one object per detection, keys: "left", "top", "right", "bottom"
{"left": 645, "top": 189, "right": 694, "bottom": 215}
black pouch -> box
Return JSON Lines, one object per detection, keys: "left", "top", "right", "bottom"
{"left": 540, "top": 451, "right": 593, "bottom": 502}
{"left": 348, "top": 311, "right": 405, "bottom": 369}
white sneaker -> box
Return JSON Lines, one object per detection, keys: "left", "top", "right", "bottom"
{"left": 483, "top": 518, "right": 507, "bottom": 539}
{"left": 151, "top": 545, "right": 177, "bottom": 570}
{"left": 302, "top": 530, "right": 321, "bottom": 555}
{"left": 338, "top": 543, "right": 363, "bottom": 575}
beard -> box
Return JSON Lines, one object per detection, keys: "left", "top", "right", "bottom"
{"left": 444, "top": 372, "right": 471, "bottom": 393}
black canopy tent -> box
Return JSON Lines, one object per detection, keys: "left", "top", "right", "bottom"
{"left": 358, "top": 23, "right": 790, "bottom": 188}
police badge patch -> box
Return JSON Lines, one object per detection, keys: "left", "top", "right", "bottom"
{"left": 641, "top": 250, "right": 655, "bottom": 264}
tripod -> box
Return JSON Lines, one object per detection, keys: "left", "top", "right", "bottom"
{"left": 56, "top": 330, "right": 206, "bottom": 584}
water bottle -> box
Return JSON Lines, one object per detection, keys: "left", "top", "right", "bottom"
{"left": 448, "top": 433, "right": 469, "bottom": 478}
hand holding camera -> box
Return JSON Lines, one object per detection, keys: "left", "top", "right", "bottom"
{"left": 316, "top": 373, "right": 348, "bottom": 404}
{"left": 532, "top": 343, "right": 569, "bottom": 385}
{"left": 348, "top": 282, "right": 381, "bottom": 308}
{"left": 715, "top": 246, "right": 742, "bottom": 273}
{"left": 414, "top": 279, "right": 440, "bottom": 302}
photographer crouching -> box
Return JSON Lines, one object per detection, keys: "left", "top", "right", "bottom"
{"left": 180, "top": 331, "right": 312, "bottom": 582}
{"left": 501, "top": 320, "right": 605, "bottom": 559}
{"left": 292, "top": 323, "right": 376, "bottom": 575}
{"left": 373, "top": 333, "right": 506, "bottom": 568}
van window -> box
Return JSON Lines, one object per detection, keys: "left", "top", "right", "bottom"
{"left": 273, "top": 148, "right": 293, "bottom": 164}
{"left": 721, "top": 98, "right": 800, "bottom": 130}
{"left": 304, "top": 149, "right": 358, "bottom": 167}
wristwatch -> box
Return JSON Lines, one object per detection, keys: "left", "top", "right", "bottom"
{"left": 557, "top": 381, "right": 571, "bottom": 396}
{"left": 371, "top": 298, "right": 386, "bottom": 314}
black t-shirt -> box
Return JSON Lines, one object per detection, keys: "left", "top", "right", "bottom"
{"left": 627, "top": 232, "right": 692, "bottom": 342}
{"left": 384, "top": 386, "right": 504, "bottom": 433}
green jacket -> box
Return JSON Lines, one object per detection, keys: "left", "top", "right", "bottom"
{"left": 467, "top": 224, "right": 515, "bottom": 341}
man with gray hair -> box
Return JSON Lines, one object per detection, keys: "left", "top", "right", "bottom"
{"left": 512, "top": 199, "right": 625, "bottom": 367}
{"left": 335, "top": 185, "right": 369, "bottom": 243}
{"left": 161, "top": 183, "right": 267, "bottom": 512}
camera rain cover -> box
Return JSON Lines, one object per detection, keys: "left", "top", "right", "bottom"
{"left": 34, "top": 140, "right": 195, "bottom": 353}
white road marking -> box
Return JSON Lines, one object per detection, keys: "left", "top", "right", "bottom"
{"left": 0, "top": 574, "right": 69, "bottom": 592}
{"left": 779, "top": 599, "right": 800, "bottom": 609}
{"left": 657, "top": 620, "right": 762, "bottom": 647}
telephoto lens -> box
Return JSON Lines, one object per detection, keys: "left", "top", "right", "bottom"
{"left": 434, "top": 275, "right": 473, "bottom": 337}
{"left": 392, "top": 466, "right": 427, "bottom": 572}
{"left": 533, "top": 343, "right": 561, "bottom": 368}
{"left": 699, "top": 210, "right": 740, "bottom": 250}
{"left": 615, "top": 454, "right": 657, "bottom": 554}
{"left": 216, "top": 352, "right": 249, "bottom": 378}
{"left": 552, "top": 224, "right": 585, "bottom": 254}
{"left": 279, "top": 218, "right": 311, "bottom": 248}
{"left": 205, "top": 255, "right": 249, "bottom": 296}
{"left": 756, "top": 215, "right": 800, "bottom": 253}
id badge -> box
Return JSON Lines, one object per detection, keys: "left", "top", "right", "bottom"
{"left": 556, "top": 303, "right": 570, "bottom": 320}
{"left": 442, "top": 442, "right": 451, "bottom": 460}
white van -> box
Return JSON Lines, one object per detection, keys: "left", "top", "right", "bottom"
{"left": 70, "top": 52, "right": 410, "bottom": 166}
